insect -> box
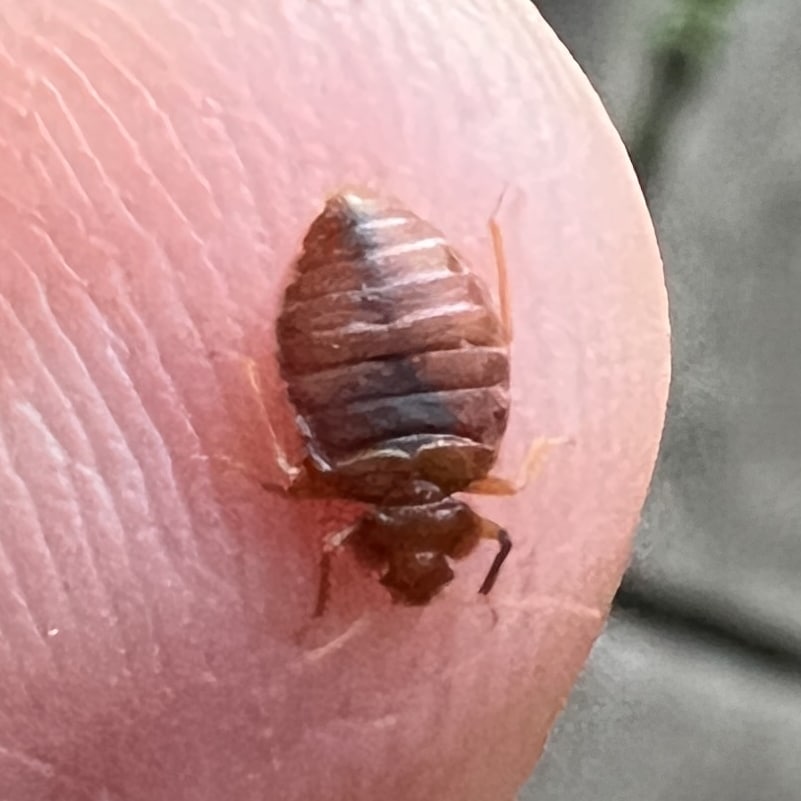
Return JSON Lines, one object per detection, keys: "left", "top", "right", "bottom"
{"left": 273, "top": 189, "right": 551, "bottom": 615}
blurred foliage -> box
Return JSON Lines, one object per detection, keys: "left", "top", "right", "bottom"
{"left": 630, "top": 0, "right": 740, "bottom": 189}
{"left": 655, "top": 0, "right": 739, "bottom": 70}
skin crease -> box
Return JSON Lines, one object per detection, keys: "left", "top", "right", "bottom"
{"left": 0, "top": 1, "right": 669, "bottom": 800}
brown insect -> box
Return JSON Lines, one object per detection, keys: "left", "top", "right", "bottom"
{"left": 272, "top": 189, "right": 551, "bottom": 615}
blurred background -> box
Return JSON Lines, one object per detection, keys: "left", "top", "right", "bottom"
{"left": 522, "top": 2, "right": 801, "bottom": 800}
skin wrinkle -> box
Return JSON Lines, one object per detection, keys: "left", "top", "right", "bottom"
{"left": 68, "top": 0, "right": 176, "bottom": 90}
{"left": 38, "top": 37, "right": 204, "bottom": 226}
{"left": 129, "top": 59, "right": 284, "bottom": 345}
{"left": 25, "top": 57, "right": 245, "bottom": 594}
{"left": 37, "top": 35, "right": 225, "bottom": 270}
{"left": 7, "top": 214, "right": 238, "bottom": 675}
{"left": 32, "top": 104, "right": 92, "bottom": 219}
{"left": 0, "top": 443, "right": 60, "bottom": 664}
{"left": 0, "top": 324, "right": 83, "bottom": 630}
{"left": 27, "top": 90, "right": 211, "bottom": 466}
{"left": 0, "top": 534, "right": 40, "bottom": 661}
{"left": 143, "top": 0, "right": 309, "bottom": 276}
{"left": 0, "top": 285, "right": 138, "bottom": 674}
{"left": 0, "top": 435, "right": 77, "bottom": 674}
{"left": 46, "top": 14, "right": 294, "bottom": 415}
{"left": 50, "top": 14, "right": 225, "bottom": 225}
{"left": 33, "top": 11, "right": 284, "bottom": 469}
{"left": 234, "top": 17, "right": 345, "bottom": 194}
{"left": 3, "top": 240, "right": 181, "bottom": 605}
{"left": 27, "top": 109, "right": 94, "bottom": 218}
{"left": 57, "top": 272, "right": 223, "bottom": 597}
{"left": 0, "top": 744, "right": 56, "bottom": 776}
{"left": 173, "top": 0, "right": 237, "bottom": 40}
{"left": 154, "top": 1, "right": 244, "bottom": 97}
{"left": 30, "top": 223, "right": 90, "bottom": 288}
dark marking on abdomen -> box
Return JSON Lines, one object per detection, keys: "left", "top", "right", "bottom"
{"left": 284, "top": 347, "right": 509, "bottom": 409}
{"left": 306, "top": 386, "right": 509, "bottom": 457}
{"left": 277, "top": 191, "right": 510, "bottom": 472}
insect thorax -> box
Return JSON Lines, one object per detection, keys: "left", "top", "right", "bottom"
{"left": 299, "top": 433, "right": 498, "bottom": 504}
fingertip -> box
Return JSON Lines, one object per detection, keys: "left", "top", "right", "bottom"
{"left": 1, "top": 3, "right": 667, "bottom": 801}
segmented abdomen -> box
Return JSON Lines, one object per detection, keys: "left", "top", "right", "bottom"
{"left": 277, "top": 191, "right": 510, "bottom": 467}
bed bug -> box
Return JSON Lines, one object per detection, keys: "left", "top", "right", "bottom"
{"left": 272, "top": 189, "right": 552, "bottom": 615}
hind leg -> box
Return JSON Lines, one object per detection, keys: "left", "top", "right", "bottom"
{"left": 313, "top": 521, "right": 364, "bottom": 617}
{"left": 466, "top": 437, "right": 570, "bottom": 496}
{"left": 239, "top": 352, "right": 308, "bottom": 493}
{"left": 198, "top": 350, "right": 308, "bottom": 494}
{"left": 489, "top": 187, "right": 513, "bottom": 343}
{"left": 197, "top": 444, "right": 308, "bottom": 496}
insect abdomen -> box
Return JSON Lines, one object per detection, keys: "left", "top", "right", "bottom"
{"left": 277, "top": 191, "right": 510, "bottom": 468}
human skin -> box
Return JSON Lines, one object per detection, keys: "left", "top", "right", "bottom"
{"left": 0, "top": 2, "right": 669, "bottom": 801}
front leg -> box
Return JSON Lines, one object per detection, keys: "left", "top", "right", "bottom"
{"left": 478, "top": 528, "right": 512, "bottom": 596}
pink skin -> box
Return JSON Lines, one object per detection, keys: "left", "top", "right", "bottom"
{"left": 0, "top": 3, "right": 669, "bottom": 801}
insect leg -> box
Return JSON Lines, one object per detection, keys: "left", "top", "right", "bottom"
{"left": 257, "top": 417, "right": 306, "bottom": 495}
{"left": 314, "top": 522, "right": 361, "bottom": 617}
{"left": 240, "top": 352, "right": 308, "bottom": 494}
{"left": 478, "top": 528, "right": 512, "bottom": 595}
{"left": 466, "top": 436, "right": 570, "bottom": 495}
{"left": 489, "top": 187, "right": 513, "bottom": 343}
